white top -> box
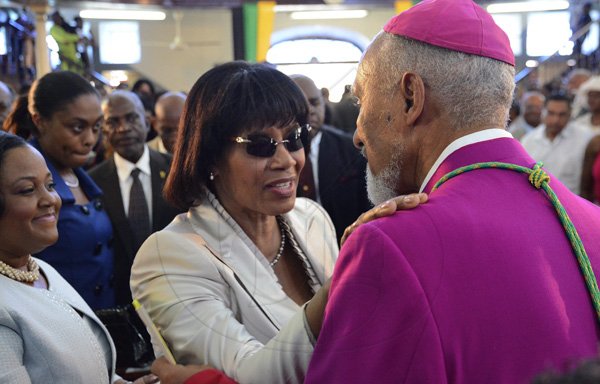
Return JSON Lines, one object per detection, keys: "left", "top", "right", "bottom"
{"left": 574, "top": 113, "right": 600, "bottom": 132}
{"left": 114, "top": 145, "right": 153, "bottom": 226}
{"left": 521, "top": 123, "right": 594, "bottom": 195}
{"left": 0, "top": 258, "right": 119, "bottom": 384}
{"left": 420, "top": 129, "right": 513, "bottom": 192}
{"left": 131, "top": 193, "right": 338, "bottom": 384}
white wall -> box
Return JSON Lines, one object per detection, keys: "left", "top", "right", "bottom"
{"left": 57, "top": 5, "right": 396, "bottom": 92}
{"left": 130, "top": 8, "right": 233, "bottom": 92}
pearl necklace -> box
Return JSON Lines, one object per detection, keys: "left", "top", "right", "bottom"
{"left": 63, "top": 173, "right": 80, "bottom": 188}
{"left": 269, "top": 218, "right": 286, "bottom": 267}
{"left": 0, "top": 257, "right": 40, "bottom": 283}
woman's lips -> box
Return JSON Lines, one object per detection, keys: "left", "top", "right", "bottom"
{"left": 33, "top": 212, "right": 57, "bottom": 223}
{"left": 265, "top": 178, "right": 295, "bottom": 196}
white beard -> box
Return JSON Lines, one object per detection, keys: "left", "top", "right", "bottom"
{"left": 365, "top": 145, "right": 403, "bottom": 206}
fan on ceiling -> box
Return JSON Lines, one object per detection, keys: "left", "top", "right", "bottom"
{"left": 142, "top": 10, "right": 219, "bottom": 51}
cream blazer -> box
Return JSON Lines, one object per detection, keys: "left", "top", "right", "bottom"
{"left": 130, "top": 195, "right": 338, "bottom": 384}
{"left": 0, "top": 259, "right": 118, "bottom": 383}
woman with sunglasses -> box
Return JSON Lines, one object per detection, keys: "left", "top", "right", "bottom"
{"left": 131, "top": 61, "right": 337, "bottom": 384}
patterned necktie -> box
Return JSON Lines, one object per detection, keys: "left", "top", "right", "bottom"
{"left": 129, "top": 168, "right": 150, "bottom": 250}
{"left": 298, "top": 157, "right": 317, "bottom": 201}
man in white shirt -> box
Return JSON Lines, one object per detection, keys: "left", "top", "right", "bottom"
{"left": 522, "top": 93, "right": 594, "bottom": 195}
{"left": 574, "top": 76, "right": 600, "bottom": 132}
{"left": 508, "top": 90, "right": 545, "bottom": 140}
{"left": 88, "top": 90, "right": 182, "bottom": 305}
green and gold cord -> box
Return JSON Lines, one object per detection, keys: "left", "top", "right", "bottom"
{"left": 432, "top": 161, "right": 600, "bottom": 324}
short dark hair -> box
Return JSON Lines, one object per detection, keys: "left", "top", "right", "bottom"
{"left": 545, "top": 93, "right": 572, "bottom": 108}
{"left": 28, "top": 71, "right": 99, "bottom": 135}
{"left": 132, "top": 78, "right": 156, "bottom": 96}
{"left": 0, "top": 132, "right": 28, "bottom": 216}
{"left": 164, "top": 61, "right": 309, "bottom": 210}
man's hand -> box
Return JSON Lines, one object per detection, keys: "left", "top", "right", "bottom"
{"left": 341, "top": 193, "right": 428, "bottom": 246}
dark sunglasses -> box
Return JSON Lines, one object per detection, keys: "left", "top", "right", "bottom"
{"left": 232, "top": 124, "right": 311, "bottom": 158}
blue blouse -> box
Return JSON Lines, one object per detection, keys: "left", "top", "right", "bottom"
{"left": 30, "top": 139, "right": 116, "bottom": 310}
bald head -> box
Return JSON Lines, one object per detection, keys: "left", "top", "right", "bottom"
{"left": 105, "top": 90, "right": 145, "bottom": 115}
{"left": 103, "top": 90, "right": 149, "bottom": 163}
{"left": 290, "top": 74, "right": 325, "bottom": 131}
{"left": 154, "top": 92, "right": 186, "bottom": 153}
{"left": 520, "top": 91, "right": 545, "bottom": 128}
{"left": 0, "top": 81, "right": 14, "bottom": 128}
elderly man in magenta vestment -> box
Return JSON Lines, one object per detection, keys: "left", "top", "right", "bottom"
{"left": 305, "top": 0, "right": 600, "bottom": 383}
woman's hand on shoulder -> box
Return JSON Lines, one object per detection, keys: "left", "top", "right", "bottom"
{"left": 341, "top": 193, "right": 428, "bottom": 246}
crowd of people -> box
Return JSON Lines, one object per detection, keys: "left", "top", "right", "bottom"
{"left": 2, "top": 0, "right": 600, "bottom": 383}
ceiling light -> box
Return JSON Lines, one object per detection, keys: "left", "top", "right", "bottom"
{"left": 487, "top": 1, "right": 569, "bottom": 14}
{"left": 79, "top": 10, "right": 166, "bottom": 21}
{"left": 290, "top": 10, "right": 368, "bottom": 20}
{"left": 525, "top": 59, "right": 539, "bottom": 68}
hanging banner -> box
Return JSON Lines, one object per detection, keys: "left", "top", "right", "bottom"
{"left": 257, "top": 1, "right": 276, "bottom": 62}
{"left": 395, "top": 1, "right": 420, "bottom": 14}
{"left": 243, "top": 3, "right": 258, "bottom": 62}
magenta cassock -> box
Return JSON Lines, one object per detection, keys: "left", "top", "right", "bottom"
{"left": 306, "top": 137, "right": 600, "bottom": 384}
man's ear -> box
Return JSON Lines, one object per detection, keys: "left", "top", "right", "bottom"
{"left": 400, "top": 72, "right": 425, "bottom": 126}
{"left": 143, "top": 114, "right": 152, "bottom": 133}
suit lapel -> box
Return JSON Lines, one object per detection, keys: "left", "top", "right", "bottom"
{"left": 317, "top": 131, "right": 338, "bottom": 205}
{"left": 100, "top": 159, "right": 135, "bottom": 258}
{"left": 149, "top": 150, "right": 171, "bottom": 232}
{"left": 188, "top": 201, "right": 299, "bottom": 330}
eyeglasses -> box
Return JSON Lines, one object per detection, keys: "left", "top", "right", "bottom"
{"left": 232, "top": 124, "right": 311, "bottom": 158}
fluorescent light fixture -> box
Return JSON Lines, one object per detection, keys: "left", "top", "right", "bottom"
{"left": 525, "top": 59, "right": 539, "bottom": 67}
{"left": 487, "top": 1, "right": 569, "bottom": 14}
{"left": 290, "top": 10, "right": 368, "bottom": 20}
{"left": 79, "top": 10, "right": 166, "bottom": 21}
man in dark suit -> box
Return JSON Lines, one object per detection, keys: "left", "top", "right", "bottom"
{"left": 89, "top": 90, "right": 182, "bottom": 305}
{"left": 291, "top": 75, "right": 371, "bottom": 242}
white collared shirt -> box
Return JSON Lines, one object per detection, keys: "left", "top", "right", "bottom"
{"left": 114, "top": 145, "right": 153, "bottom": 226}
{"left": 508, "top": 116, "right": 536, "bottom": 141}
{"left": 156, "top": 137, "right": 168, "bottom": 154}
{"left": 310, "top": 130, "right": 323, "bottom": 203}
{"left": 419, "top": 129, "right": 513, "bottom": 192}
{"left": 574, "top": 113, "right": 600, "bottom": 133}
{"left": 521, "top": 123, "right": 594, "bottom": 195}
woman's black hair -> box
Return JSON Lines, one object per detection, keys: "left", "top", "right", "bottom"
{"left": 28, "top": 71, "right": 99, "bottom": 135}
{"left": 3, "top": 94, "right": 35, "bottom": 139}
{"left": 132, "top": 78, "right": 156, "bottom": 97}
{"left": 164, "top": 61, "right": 309, "bottom": 210}
{"left": 0, "top": 131, "right": 28, "bottom": 215}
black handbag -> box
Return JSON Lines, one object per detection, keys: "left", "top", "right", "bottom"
{"left": 95, "top": 304, "right": 155, "bottom": 369}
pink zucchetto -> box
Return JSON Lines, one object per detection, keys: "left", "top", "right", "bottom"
{"left": 383, "top": 0, "right": 515, "bottom": 66}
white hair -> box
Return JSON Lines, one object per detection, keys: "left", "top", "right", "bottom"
{"left": 373, "top": 33, "right": 516, "bottom": 130}
{"left": 519, "top": 90, "right": 545, "bottom": 109}
{"left": 365, "top": 143, "right": 405, "bottom": 205}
